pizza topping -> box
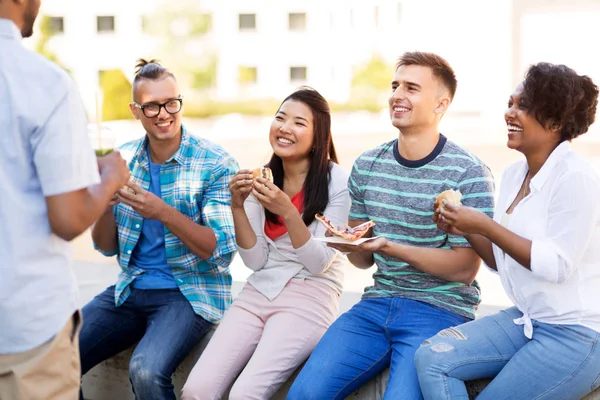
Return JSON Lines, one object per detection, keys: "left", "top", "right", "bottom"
{"left": 315, "top": 213, "right": 375, "bottom": 241}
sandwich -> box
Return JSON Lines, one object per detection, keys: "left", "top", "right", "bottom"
{"left": 252, "top": 167, "right": 273, "bottom": 183}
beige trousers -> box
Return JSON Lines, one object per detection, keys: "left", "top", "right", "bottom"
{"left": 0, "top": 312, "right": 82, "bottom": 400}
{"left": 182, "top": 279, "right": 339, "bottom": 400}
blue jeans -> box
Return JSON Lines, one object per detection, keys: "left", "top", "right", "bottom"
{"left": 79, "top": 286, "right": 213, "bottom": 400}
{"left": 415, "top": 307, "right": 600, "bottom": 400}
{"left": 287, "top": 297, "right": 467, "bottom": 400}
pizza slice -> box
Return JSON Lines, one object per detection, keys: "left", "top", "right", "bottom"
{"left": 315, "top": 213, "right": 375, "bottom": 241}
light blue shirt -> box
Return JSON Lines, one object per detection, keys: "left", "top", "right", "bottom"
{"left": 130, "top": 146, "right": 178, "bottom": 289}
{"left": 0, "top": 19, "right": 100, "bottom": 353}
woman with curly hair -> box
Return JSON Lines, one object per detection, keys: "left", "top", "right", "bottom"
{"left": 414, "top": 62, "right": 600, "bottom": 400}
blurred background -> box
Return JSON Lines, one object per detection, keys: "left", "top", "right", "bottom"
{"left": 26, "top": 0, "right": 600, "bottom": 313}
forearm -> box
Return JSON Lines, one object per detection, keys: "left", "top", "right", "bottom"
{"left": 380, "top": 242, "right": 479, "bottom": 284}
{"left": 47, "top": 179, "right": 121, "bottom": 241}
{"left": 482, "top": 221, "right": 531, "bottom": 269}
{"left": 161, "top": 207, "right": 217, "bottom": 260}
{"left": 281, "top": 210, "right": 311, "bottom": 249}
{"left": 347, "top": 252, "right": 375, "bottom": 269}
{"left": 464, "top": 233, "right": 497, "bottom": 270}
{"left": 91, "top": 207, "right": 118, "bottom": 254}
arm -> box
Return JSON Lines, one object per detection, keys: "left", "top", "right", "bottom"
{"left": 293, "top": 181, "right": 352, "bottom": 274}
{"left": 379, "top": 242, "right": 481, "bottom": 284}
{"left": 90, "top": 202, "right": 118, "bottom": 255}
{"left": 464, "top": 233, "right": 497, "bottom": 271}
{"left": 252, "top": 171, "right": 352, "bottom": 274}
{"left": 236, "top": 195, "right": 270, "bottom": 271}
{"left": 34, "top": 80, "right": 129, "bottom": 241}
{"left": 434, "top": 207, "right": 497, "bottom": 270}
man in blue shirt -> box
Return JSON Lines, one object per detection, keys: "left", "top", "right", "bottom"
{"left": 0, "top": 1, "right": 130, "bottom": 398}
{"left": 81, "top": 59, "right": 239, "bottom": 400}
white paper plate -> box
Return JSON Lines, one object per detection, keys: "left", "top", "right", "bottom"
{"left": 314, "top": 236, "right": 378, "bottom": 245}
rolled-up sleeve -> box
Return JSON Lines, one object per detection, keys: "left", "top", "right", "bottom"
{"left": 530, "top": 171, "right": 600, "bottom": 283}
{"left": 296, "top": 183, "right": 351, "bottom": 274}
{"left": 203, "top": 156, "right": 239, "bottom": 272}
{"left": 237, "top": 195, "right": 270, "bottom": 271}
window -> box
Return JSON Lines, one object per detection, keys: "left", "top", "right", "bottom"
{"left": 397, "top": 2, "right": 403, "bottom": 24}
{"left": 288, "top": 13, "right": 306, "bottom": 31}
{"left": 290, "top": 67, "right": 307, "bottom": 82}
{"left": 97, "top": 16, "right": 115, "bottom": 33}
{"left": 239, "top": 14, "right": 256, "bottom": 31}
{"left": 239, "top": 66, "right": 258, "bottom": 85}
{"left": 48, "top": 16, "right": 64, "bottom": 34}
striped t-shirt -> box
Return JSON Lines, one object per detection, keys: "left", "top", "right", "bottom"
{"left": 349, "top": 134, "right": 495, "bottom": 319}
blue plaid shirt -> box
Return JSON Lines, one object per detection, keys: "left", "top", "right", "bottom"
{"left": 96, "top": 127, "right": 238, "bottom": 323}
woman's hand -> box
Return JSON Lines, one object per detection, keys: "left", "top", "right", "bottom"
{"left": 252, "top": 178, "right": 296, "bottom": 218}
{"left": 229, "top": 169, "right": 254, "bottom": 209}
{"left": 435, "top": 202, "right": 491, "bottom": 236}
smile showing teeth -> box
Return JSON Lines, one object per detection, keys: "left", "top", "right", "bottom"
{"left": 277, "top": 137, "right": 293, "bottom": 144}
{"left": 507, "top": 124, "right": 523, "bottom": 132}
{"left": 394, "top": 106, "right": 410, "bottom": 112}
{"left": 157, "top": 122, "right": 171, "bottom": 127}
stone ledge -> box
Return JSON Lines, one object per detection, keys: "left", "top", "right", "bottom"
{"left": 80, "top": 287, "right": 600, "bottom": 400}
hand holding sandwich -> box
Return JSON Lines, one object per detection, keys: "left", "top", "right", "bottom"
{"left": 435, "top": 201, "right": 491, "bottom": 236}
{"left": 117, "top": 180, "right": 169, "bottom": 220}
{"left": 252, "top": 178, "right": 296, "bottom": 219}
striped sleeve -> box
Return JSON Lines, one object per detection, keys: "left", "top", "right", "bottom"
{"left": 449, "top": 163, "right": 496, "bottom": 247}
{"left": 348, "top": 159, "right": 369, "bottom": 221}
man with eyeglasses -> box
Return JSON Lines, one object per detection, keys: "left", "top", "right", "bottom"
{"left": 79, "top": 59, "right": 239, "bottom": 400}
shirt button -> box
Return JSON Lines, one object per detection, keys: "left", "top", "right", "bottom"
{"left": 135, "top": 224, "right": 140, "bottom": 229}
{"left": 127, "top": 250, "right": 132, "bottom": 255}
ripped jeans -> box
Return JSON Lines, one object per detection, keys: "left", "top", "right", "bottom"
{"left": 415, "top": 307, "right": 600, "bottom": 400}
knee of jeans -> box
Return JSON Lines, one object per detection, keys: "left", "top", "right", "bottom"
{"left": 414, "top": 338, "right": 456, "bottom": 374}
{"left": 287, "top": 378, "right": 322, "bottom": 400}
{"left": 129, "top": 354, "right": 166, "bottom": 390}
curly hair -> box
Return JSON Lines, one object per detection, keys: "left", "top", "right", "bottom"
{"left": 522, "top": 62, "right": 599, "bottom": 142}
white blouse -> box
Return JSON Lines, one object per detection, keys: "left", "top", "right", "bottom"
{"left": 237, "top": 163, "right": 351, "bottom": 300}
{"left": 492, "top": 141, "right": 600, "bottom": 338}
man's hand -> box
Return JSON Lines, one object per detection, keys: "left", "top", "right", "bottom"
{"left": 117, "top": 180, "right": 170, "bottom": 220}
{"left": 327, "top": 236, "right": 388, "bottom": 254}
{"left": 97, "top": 151, "right": 130, "bottom": 192}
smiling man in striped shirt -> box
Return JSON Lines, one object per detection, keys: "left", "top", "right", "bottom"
{"left": 289, "top": 52, "right": 495, "bottom": 400}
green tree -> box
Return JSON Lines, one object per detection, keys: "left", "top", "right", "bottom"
{"left": 351, "top": 54, "right": 393, "bottom": 91}
{"left": 100, "top": 70, "right": 133, "bottom": 121}
{"left": 143, "top": 1, "right": 217, "bottom": 91}
{"left": 35, "top": 15, "right": 61, "bottom": 65}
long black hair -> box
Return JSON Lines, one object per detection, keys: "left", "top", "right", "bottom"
{"left": 265, "top": 87, "right": 339, "bottom": 227}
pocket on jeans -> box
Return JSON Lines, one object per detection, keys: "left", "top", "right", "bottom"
{"left": 555, "top": 324, "right": 598, "bottom": 345}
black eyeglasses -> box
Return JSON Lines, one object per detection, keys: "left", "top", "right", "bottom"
{"left": 132, "top": 98, "right": 183, "bottom": 118}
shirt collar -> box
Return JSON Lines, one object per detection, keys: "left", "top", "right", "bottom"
{"left": 0, "top": 19, "right": 22, "bottom": 41}
{"left": 530, "top": 141, "right": 571, "bottom": 191}
{"left": 135, "top": 125, "right": 189, "bottom": 168}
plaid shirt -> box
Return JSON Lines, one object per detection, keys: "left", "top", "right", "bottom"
{"left": 96, "top": 127, "right": 238, "bottom": 323}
